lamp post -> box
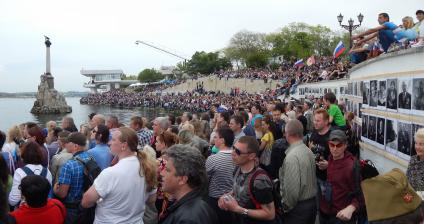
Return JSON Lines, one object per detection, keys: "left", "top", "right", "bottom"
{"left": 337, "top": 13, "right": 364, "bottom": 49}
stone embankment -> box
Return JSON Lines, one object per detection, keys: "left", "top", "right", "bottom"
{"left": 163, "top": 75, "right": 278, "bottom": 94}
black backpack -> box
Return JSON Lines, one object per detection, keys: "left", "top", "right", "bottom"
{"left": 74, "top": 156, "right": 101, "bottom": 224}
{"left": 269, "top": 138, "right": 289, "bottom": 179}
{"left": 74, "top": 156, "right": 101, "bottom": 191}
{"left": 21, "top": 166, "right": 48, "bottom": 178}
{"left": 349, "top": 159, "right": 379, "bottom": 210}
{"left": 247, "top": 168, "right": 283, "bottom": 224}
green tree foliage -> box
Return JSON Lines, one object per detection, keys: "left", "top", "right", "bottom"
{"left": 186, "top": 51, "right": 231, "bottom": 75}
{"left": 224, "top": 23, "right": 349, "bottom": 68}
{"left": 267, "top": 23, "right": 342, "bottom": 60}
{"left": 225, "top": 30, "right": 271, "bottom": 68}
{"left": 137, "top": 68, "right": 164, "bottom": 83}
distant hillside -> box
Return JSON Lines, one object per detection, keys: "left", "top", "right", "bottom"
{"left": 0, "top": 91, "right": 89, "bottom": 98}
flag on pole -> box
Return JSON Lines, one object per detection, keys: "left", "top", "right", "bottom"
{"left": 294, "top": 59, "right": 304, "bottom": 67}
{"left": 333, "top": 41, "right": 346, "bottom": 58}
{"left": 306, "top": 56, "right": 315, "bottom": 66}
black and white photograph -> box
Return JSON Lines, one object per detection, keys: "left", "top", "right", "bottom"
{"left": 362, "top": 115, "right": 368, "bottom": 139}
{"left": 377, "top": 80, "right": 386, "bottom": 108}
{"left": 345, "top": 99, "right": 350, "bottom": 112}
{"left": 368, "top": 116, "right": 377, "bottom": 141}
{"left": 386, "top": 79, "right": 398, "bottom": 110}
{"left": 369, "top": 80, "right": 378, "bottom": 107}
{"left": 357, "top": 125, "right": 362, "bottom": 141}
{"left": 377, "top": 117, "right": 385, "bottom": 145}
{"left": 363, "top": 81, "right": 369, "bottom": 105}
{"left": 398, "top": 78, "right": 412, "bottom": 111}
{"left": 412, "top": 124, "right": 424, "bottom": 156}
{"left": 347, "top": 83, "right": 352, "bottom": 95}
{"left": 353, "top": 103, "right": 358, "bottom": 116}
{"left": 353, "top": 82, "right": 358, "bottom": 96}
{"left": 397, "top": 121, "right": 412, "bottom": 158}
{"left": 385, "top": 119, "right": 398, "bottom": 152}
{"left": 412, "top": 78, "right": 424, "bottom": 112}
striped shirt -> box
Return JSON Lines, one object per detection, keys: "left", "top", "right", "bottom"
{"left": 279, "top": 141, "right": 317, "bottom": 212}
{"left": 206, "top": 150, "right": 235, "bottom": 198}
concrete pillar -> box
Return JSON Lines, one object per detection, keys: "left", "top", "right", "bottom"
{"left": 46, "top": 46, "right": 51, "bottom": 74}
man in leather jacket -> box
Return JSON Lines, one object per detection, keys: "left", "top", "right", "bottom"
{"left": 159, "top": 145, "right": 218, "bottom": 224}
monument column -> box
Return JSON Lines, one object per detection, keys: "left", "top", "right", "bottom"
{"left": 44, "top": 36, "right": 54, "bottom": 89}
{"left": 31, "top": 36, "right": 72, "bottom": 114}
{"left": 45, "top": 38, "right": 51, "bottom": 75}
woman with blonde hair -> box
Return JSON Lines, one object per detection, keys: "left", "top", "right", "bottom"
{"left": 81, "top": 127, "right": 157, "bottom": 223}
{"left": 406, "top": 128, "right": 424, "bottom": 191}
{"left": 394, "top": 16, "right": 417, "bottom": 42}
{"left": 2, "top": 125, "right": 22, "bottom": 154}
{"left": 45, "top": 121, "right": 57, "bottom": 145}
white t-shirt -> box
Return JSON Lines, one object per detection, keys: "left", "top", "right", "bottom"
{"left": 8, "top": 164, "right": 53, "bottom": 206}
{"left": 2, "top": 142, "right": 17, "bottom": 154}
{"left": 93, "top": 156, "right": 156, "bottom": 224}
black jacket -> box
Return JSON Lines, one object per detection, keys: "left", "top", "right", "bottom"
{"left": 160, "top": 190, "right": 219, "bottom": 224}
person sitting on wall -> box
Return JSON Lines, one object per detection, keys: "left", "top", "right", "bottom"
{"left": 353, "top": 13, "right": 397, "bottom": 52}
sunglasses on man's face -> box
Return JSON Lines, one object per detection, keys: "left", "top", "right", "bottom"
{"left": 328, "top": 141, "right": 345, "bottom": 148}
{"left": 232, "top": 145, "right": 250, "bottom": 156}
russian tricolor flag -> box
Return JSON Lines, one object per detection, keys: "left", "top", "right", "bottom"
{"left": 333, "top": 41, "right": 346, "bottom": 58}
{"left": 294, "top": 59, "right": 304, "bottom": 67}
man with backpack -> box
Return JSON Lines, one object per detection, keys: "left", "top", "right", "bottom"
{"left": 319, "top": 130, "right": 364, "bottom": 224}
{"left": 218, "top": 136, "right": 276, "bottom": 224}
{"left": 54, "top": 132, "right": 99, "bottom": 224}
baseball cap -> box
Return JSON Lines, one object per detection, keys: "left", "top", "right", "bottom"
{"left": 67, "top": 132, "right": 87, "bottom": 146}
{"left": 329, "top": 129, "right": 348, "bottom": 142}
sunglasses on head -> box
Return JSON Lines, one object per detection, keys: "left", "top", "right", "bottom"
{"left": 328, "top": 141, "right": 345, "bottom": 148}
{"left": 232, "top": 145, "right": 250, "bottom": 156}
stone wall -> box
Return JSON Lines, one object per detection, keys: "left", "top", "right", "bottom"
{"left": 163, "top": 75, "right": 278, "bottom": 94}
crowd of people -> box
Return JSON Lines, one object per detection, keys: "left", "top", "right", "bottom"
{"left": 349, "top": 10, "right": 424, "bottom": 64}
{"left": 0, "top": 10, "right": 424, "bottom": 224}
{"left": 0, "top": 90, "right": 424, "bottom": 224}
{"left": 80, "top": 55, "right": 350, "bottom": 110}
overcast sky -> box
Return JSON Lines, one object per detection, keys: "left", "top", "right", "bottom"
{"left": 0, "top": 0, "right": 420, "bottom": 92}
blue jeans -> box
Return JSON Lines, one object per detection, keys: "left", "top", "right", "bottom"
{"left": 350, "top": 52, "right": 367, "bottom": 64}
{"left": 378, "top": 30, "right": 396, "bottom": 52}
{"left": 65, "top": 208, "right": 79, "bottom": 224}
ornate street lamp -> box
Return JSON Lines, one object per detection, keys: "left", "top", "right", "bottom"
{"left": 337, "top": 13, "right": 364, "bottom": 49}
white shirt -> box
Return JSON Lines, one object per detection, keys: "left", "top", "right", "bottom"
{"left": 93, "top": 156, "right": 156, "bottom": 224}
{"left": 9, "top": 164, "right": 53, "bottom": 206}
{"left": 2, "top": 142, "right": 17, "bottom": 154}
